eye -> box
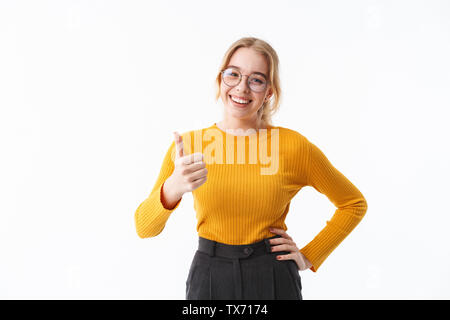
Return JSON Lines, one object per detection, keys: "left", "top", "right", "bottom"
{"left": 223, "top": 69, "right": 240, "bottom": 78}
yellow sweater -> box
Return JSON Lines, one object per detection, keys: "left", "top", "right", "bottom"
{"left": 134, "top": 123, "right": 368, "bottom": 272}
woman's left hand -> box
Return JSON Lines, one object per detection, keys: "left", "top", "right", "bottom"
{"left": 269, "top": 227, "right": 313, "bottom": 271}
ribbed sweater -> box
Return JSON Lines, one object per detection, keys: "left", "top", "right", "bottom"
{"left": 134, "top": 123, "right": 368, "bottom": 272}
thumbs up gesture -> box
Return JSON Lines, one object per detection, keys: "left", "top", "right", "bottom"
{"left": 164, "top": 132, "right": 208, "bottom": 201}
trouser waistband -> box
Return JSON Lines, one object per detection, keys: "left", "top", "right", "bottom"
{"left": 198, "top": 235, "right": 282, "bottom": 259}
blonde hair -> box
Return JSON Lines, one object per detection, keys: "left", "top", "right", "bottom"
{"left": 214, "top": 37, "right": 281, "bottom": 126}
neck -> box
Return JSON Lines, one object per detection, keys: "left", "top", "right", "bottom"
{"left": 219, "top": 116, "right": 267, "bottom": 132}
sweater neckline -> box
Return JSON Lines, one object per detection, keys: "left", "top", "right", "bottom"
{"left": 212, "top": 122, "right": 275, "bottom": 137}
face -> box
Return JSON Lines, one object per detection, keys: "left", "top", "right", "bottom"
{"left": 220, "top": 47, "right": 273, "bottom": 122}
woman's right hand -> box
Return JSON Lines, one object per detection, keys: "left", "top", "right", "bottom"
{"left": 164, "top": 131, "right": 208, "bottom": 200}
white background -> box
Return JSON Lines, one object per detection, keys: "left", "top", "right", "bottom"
{"left": 1, "top": 0, "right": 449, "bottom": 299}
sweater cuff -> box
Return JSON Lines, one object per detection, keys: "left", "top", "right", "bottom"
{"left": 134, "top": 181, "right": 182, "bottom": 239}
{"left": 299, "top": 248, "right": 319, "bottom": 272}
{"left": 160, "top": 181, "right": 182, "bottom": 211}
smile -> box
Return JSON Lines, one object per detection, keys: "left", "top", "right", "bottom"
{"left": 229, "top": 95, "right": 252, "bottom": 105}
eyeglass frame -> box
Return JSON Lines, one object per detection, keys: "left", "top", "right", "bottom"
{"left": 220, "top": 66, "right": 270, "bottom": 93}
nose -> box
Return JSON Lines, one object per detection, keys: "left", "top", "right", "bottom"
{"left": 236, "top": 75, "right": 251, "bottom": 92}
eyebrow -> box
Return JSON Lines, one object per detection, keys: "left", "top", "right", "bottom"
{"left": 226, "top": 65, "right": 268, "bottom": 79}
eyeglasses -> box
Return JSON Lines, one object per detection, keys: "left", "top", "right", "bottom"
{"left": 221, "top": 67, "right": 268, "bottom": 92}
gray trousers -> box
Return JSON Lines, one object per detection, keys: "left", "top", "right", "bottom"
{"left": 185, "top": 235, "right": 302, "bottom": 300}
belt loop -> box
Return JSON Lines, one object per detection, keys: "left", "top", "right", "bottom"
{"left": 264, "top": 235, "right": 281, "bottom": 253}
{"left": 210, "top": 240, "right": 216, "bottom": 257}
{"left": 264, "top": 238, "right": 272, "bottom": 253}
{"left": 199, "top": 237, "right": 217, "bottom": 257}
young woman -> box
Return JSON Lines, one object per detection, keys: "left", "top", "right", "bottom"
{"left": 134, "top": 37, "right": 368, "bottom": 300}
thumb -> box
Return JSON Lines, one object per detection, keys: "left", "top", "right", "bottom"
{"left": 173, "top": 131, "right": 184, "bottom": 159}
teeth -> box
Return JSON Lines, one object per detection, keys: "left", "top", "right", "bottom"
{"left": 231, "top": 96, "right": 250, "bottom": 104}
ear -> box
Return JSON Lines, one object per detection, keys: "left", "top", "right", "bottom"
{"left": 265, "top": 87, "right": 273, "bottom": 101}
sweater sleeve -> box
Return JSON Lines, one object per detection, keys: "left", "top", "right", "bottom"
{"left": 134, "top": 141, "right": 182, "bottom": 238}
{"left": 299, "top": 141, "right": 368, "bottom": 272}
